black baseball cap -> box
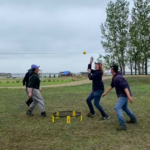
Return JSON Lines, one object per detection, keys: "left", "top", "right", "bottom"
{"left": 110, "top": 64, "right": 119, "bottom": 73}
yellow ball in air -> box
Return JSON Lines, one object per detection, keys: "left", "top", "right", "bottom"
{"left": 83, "top": 51, "right": 86, "bottom": 55}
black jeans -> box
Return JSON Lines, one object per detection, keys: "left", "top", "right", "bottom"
{"left": 86, "top": 90, "right": 107, "bottom": 117}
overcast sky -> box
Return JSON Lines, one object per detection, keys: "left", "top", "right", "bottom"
{"left": 0, "top": 0, "right": 133, "bottom": 73}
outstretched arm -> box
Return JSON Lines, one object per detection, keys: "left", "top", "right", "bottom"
{"left": 124, "top": 88, "right": 134, "bottom": 103}
{"left": 102, "top": 87, "right": 113, "bottom": 97}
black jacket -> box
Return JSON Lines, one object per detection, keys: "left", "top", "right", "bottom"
{"left": 28, "top": 72, "right": 40, "bottom": 89}
{"left": 22, "top": 69, "right": 33, "bottom": 87}
{"left": 88, "top": 64, "right": 104, "bottom": 91}
{"left": 23, "top": 72, "right": 29, "bottom": 87}
{"left": 111, "top": 72, "right": 132, "bottom": 97}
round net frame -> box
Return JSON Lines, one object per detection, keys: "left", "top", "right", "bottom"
{"left": 52, "top": 111, "right": 81, "bottom": 118}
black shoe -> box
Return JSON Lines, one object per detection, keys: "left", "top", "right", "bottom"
{"left": 100, "top": 115, "right": 109, "bottom": 120}
{"left": 26, "top": 110, "right": 34, "bottom": 116}
{"left": 41, "top": 111, "right": 47, "bottom": 117}
{"left": 116, "top": 126, "right": 127, "bottom": 131}
{"left": 87, "top": 113, "right": 96, "bottom": 118}
{"left": 126, "top": 119, "right": 137, "bottom": 124}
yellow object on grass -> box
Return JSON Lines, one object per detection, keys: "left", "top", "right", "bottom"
{"left": 67, "top": 116, "right": 71, "bottom": 124}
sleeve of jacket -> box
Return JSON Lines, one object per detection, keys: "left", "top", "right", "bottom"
{"left": 115, "top": 77, "right": 128, "bottom": 89}
{"left": 110, "top": 79, "right": 115, "bottom": 88}
{"left": 22, "top": 73, "right": 28, "bottom": 86}
{"left": 88, "top": 64, "right": 91, "bottom": 70}
{"left": 88, "top": 72, "right": 98, "bottom": 80}
{"left": 87, "top": 64, "right": 96, "bottom": 73}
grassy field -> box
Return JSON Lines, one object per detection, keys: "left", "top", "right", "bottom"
{"left": 0, "top": 76, "right": 87, "bottom": 87}
{"left": 0, "top": 76, "right": 150, "bottom": 150}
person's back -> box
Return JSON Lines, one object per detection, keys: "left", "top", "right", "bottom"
{"left": 23, "top": 68, "right": 33, "bottom": 107}
{"left": 23, "top": 71, "right": 30, "bottom": 88}
{"left": 28, "top": 71, "right": 40, "bottom": 90}
{"left": 103, "top": 64, "right": 137, "bottom": 131}
{"left": 111, "top": 72, "right": 131, "bottom": 98}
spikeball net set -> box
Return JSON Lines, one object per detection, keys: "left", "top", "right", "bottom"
{"left": 52, "top": 111, "right": 82, "bottom": 124}
{"left": 50, "top": 52, "right": 85, "bottom": 124}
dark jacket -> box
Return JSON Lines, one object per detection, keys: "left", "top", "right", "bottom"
{"left": 22, "top": 69, "right": 33, "bottom": 87}
{"left": 88, "top": 64, "right": 104, "bottom": 91}
{"left": 23, "top": 72, "right": 29, "bottom": 87}
{"left": 111, "top": 72, "right": 132, "bottom": 97}
{"left": 28, "top": 72, "right": 40, "bottom": 90}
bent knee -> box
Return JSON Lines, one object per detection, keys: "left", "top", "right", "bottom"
{"left": 114, "top": 106, "right": 121, "bottom": 111}
{"left": 94, "top": 101, "right": 101, "bottom": 108}
{"left": 86, "top": 98, "right": 90, "bottom": 103}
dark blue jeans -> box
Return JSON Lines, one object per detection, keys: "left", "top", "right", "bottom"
{"left": 86, "top": 90, "right": 107, "bottom": 117}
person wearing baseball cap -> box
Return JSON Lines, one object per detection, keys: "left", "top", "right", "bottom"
{"left": 26, "top": 64, "right": 47, "bottom": 117}
{"left": 86, "top": 58, "right": 108, "bottom": 120}
{"left": 102, "top": 64, "right": 137, "bottom": 131}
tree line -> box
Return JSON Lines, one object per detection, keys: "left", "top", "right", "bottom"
{"left": 98, "top": 0, "right": 150, "bottom": 75}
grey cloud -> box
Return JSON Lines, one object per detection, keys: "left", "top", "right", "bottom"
{"left": 0, "top": 0, "right": 132, "bottom": 73}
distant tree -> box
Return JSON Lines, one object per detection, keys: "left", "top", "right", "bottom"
{"left": 101, "top": 0, "right": 129, "bottom": 75}
{"left": 129, "top": 0, "right": 150, "bottom": 75}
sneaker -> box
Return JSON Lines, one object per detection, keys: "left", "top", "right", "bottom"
{"left": 100, "top": 115, "right": 109, "bottom": 120}
{"left": 87, "top": 113, "right": 96, "bottom": 118}
{"left": 26, "top": 110, "right": 34, "bottom": 116}
{"left": 41, "top": 111, "right": 47, "bottom": 117}
{"left": 126, "top": 119, "right": 137, "bottom": 124}
{"left": 116, "top": 126, "right": 127, "bottom": 131}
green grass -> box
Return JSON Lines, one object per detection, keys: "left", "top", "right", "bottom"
{"left": 0, "top": 80, "right": 71, "bottom": 87}
{"left": 0, "top": 76, "right": 87, "bottom": 87}
{"left": 0, "top": 77, "right": 150, "bottom": 149}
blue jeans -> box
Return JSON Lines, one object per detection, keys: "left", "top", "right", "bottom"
{"left": 114, "top": 97, "right": 137, "bottom": 127}
{"left": 86, "top": 90, "right": 107, "bottom": 117}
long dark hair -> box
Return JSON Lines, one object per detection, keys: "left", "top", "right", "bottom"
{"left": 99, "top": 64, "right": 103, "bottom": 75}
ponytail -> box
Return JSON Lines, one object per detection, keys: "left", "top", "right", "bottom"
{"left": 99, "top": 65, "right": 104, "bottom": 75}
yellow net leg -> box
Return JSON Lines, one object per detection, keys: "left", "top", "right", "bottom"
{"left": 56, "top": 111, "right": 59, "bottom": 119}
{"left": 52, "top": 115, "right": 55, "bottom": 123}
{"left": 67, "top": 116, "right": 71, "bottom": 124}
{"left": 72, "top": 111, "right": 76, "bottom": 118}
{"left": 80, "top": 115, "right": 82, "bottom": 122}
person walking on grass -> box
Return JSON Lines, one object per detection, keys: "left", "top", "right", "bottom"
{"left": 102, "top": 64, "right": 137, "bottom": 131}
{"left": 86, "top": 58, "right": 108, "bottom": 120}
{"left": 26, "top": 64, "right": 47, "bottom": 117}
{"left": 23, "top": 66, "right": 34, "bottom": 107}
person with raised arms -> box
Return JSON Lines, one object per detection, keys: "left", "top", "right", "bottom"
{"left": 86, "top": 57, "right": 108, "bottom": 120}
